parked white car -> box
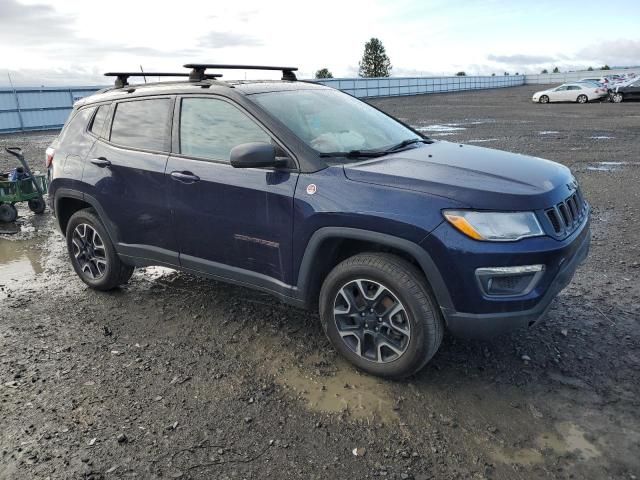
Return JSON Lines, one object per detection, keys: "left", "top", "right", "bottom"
{"left": 532, "top": 83, "right": 608, "bottom": 104}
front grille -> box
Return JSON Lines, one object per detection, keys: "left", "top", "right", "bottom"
{"left": 545, "top": 190, "right": 587, "bottom": 237}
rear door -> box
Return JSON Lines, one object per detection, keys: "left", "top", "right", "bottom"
{"left": 568, "top": 85, "right": 584, "bottom": 100}
{"left": 166, "top": 95, "right": 299, "bottom": 287}
{"left": 82, "top": 97, "right": 178, "bottom": 264}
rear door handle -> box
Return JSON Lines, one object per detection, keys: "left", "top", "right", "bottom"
{"left": 170, "top": 171, "right": 200, "bottom": 183}
{"left": 90, "top": 157, "right": 111, "bottom": 168}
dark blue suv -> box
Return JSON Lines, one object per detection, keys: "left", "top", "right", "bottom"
{"left": 47, "top": 65, "right": 590, "bottom": 378}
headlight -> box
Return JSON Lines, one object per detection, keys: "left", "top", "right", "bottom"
{"left": 443, "top": 210, "right": 544, "bottom": 241}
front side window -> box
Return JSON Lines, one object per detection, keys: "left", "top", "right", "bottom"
{"left": 179, "top": 97, "right": 271, "bottom": 162}
{"left": 251, "top": 89, "right": 420, "bottom": 156}
{"left": 110, "top": 99, "right": 171, "bottom": 151}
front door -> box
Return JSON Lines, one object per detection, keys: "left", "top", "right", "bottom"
{"left": 82, "top": 97, "right": 177, "bottom": 263}
{"left": 167, "top": 96, "right": 299, "bottom": 288}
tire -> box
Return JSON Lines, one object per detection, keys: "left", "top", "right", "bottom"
{"left": 0, "top": 203, "right": 18, "bottom": 223}
{"left": 65, "top": 208, "right": 134, "bottom": 291}
{"left": 577, "top": 94, "right": 588, "bottom": 104}
{"left": 612, "top": 93, "right": 623, "bottom": 103}
{"left": 28, "top": 198, "right": 46, "bottom": 214}
{"left": 539, "top": 95, "right": 549, "bottom": 104}
{"left": 319, "top": 253, "right": 444, "bottom": 379}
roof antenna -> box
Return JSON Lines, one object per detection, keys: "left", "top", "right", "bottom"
{"left": 139, "top": 65, "right": 147, "bottom": 83}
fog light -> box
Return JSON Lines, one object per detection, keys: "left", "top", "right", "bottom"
{"left": 476, "top": 265, "right": 544, "bottom": 297}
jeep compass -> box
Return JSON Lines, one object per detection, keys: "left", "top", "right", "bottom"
{"left": 46, "top": 64, "right": 590, "bottom": 378}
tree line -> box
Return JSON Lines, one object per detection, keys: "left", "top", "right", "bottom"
{"left": 314, "top": 38, "right": 614, "bottom": 79}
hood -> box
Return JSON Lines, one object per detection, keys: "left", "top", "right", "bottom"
{"left": 343, "top": 141, "right": 574, "bottom": 210}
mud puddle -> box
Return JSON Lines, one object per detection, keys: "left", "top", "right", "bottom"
{"left": 254, "top": 338, "right": 398, "bottom": 423}
{"left": 488, "top": 422, "right": 601, "bottom": 466}
{"left": 414, "top": 124, "right": 466, "bottom": 132}
{"left": 586, "top": 161, "right": 628, "bottom": 172}
{"left": 467, "top": 138, "right": 499, "bottom": 143}
{"left": 0, "top": 236, "right": 44, "bottom": 286}
{"left": 277, "top": 360, "right": 398, "bottom": 423}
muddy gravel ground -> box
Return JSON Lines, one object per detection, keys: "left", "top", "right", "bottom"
{"left": 0, "top": 85, "right": 639, "bottom": 480}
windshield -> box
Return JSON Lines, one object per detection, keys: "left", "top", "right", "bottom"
{"left": 251, "top": 89, "right": 421, "bottom": 155}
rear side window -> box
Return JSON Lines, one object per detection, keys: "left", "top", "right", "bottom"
{"left": 58, "top": 107, "right": 95, "bottom": 145}
{"left": 110, "top": 99, "right": 172, "bottom": 151}
{"left": 89, "top": 104, "right": 109, "bottom": 137}
{"left": 179, "top": 98, "right": 271, "bottom": 162}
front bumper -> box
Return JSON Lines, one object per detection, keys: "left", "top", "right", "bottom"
{"left": 442, "top": 228, "right": 590, "bottom": 338}
{"left": 421, "top": 212, "right": 591, "bottom": 339}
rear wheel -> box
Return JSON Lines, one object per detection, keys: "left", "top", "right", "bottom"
{"left": 0, "top": 203, "right": 18, "bottom": 223}
{"left": 612, "top": 92, "right": 623, "bottom": 103}
{"left": 66, "top": 208, "right": 134, "bottom": 290}
{"left": 28, "top": 198, "right": 46, "bottom": 214}
{"left": 319, "top": 253, "right": 443, "bottom": 379}
{"left": 577, "top": 94, "right": 588, "bottom": 104}
{"left": 539, "top": 95, "right": 549, "bottom": 104}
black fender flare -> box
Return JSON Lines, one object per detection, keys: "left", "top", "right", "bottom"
{"left": 295, "top": 227, "right": 454, "bottom": 312}
{"left": 54, "top": 189, "right": 119, "bottom": 245}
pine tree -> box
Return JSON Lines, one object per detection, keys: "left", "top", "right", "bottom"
{"left": 315, "top": 68, "right": 333, "bottom": 79}
{"left": 455, "top": 71, "right": 466, "bottom": 76}
{"left": 358, "top": 38, "right": 392, "bottom": 78}
{"left": 541, "top": 69, "right": 548, "bottom": 74}
{"left": 552, "top": 67, "right": 560, "bottom": 73}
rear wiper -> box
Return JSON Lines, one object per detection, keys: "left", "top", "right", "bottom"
{"left": 319, "top": 150, "right": 388, "bottom": 159}
{"left": 384, "top": 138, "right": 430, "bottom": 153}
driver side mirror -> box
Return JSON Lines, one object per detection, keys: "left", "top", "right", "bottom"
{"left": 230, "top": 142, "right": 288, "bottom": 169}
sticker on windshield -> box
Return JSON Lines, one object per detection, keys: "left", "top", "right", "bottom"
{"left": 306, "top": 184, "right": 317, "bottom": 195}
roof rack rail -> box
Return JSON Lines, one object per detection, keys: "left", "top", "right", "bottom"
{"left": 104, "top": 72, "right": 222, "bottom": 88}
{"left": 183, "top": 64, "right": 298, "bottom": 81}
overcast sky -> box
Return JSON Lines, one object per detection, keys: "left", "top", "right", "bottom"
{"left": 1, "top": 0, "right": 638, "bottom": 86}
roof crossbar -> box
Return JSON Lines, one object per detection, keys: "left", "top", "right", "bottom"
{"left": 104, "top": 72, "right": 222, "bottom": 88}
{"left": 183, "top": 64, "right": 298, "bottom": 81}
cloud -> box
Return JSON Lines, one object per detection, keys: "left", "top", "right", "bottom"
{"left": 198, "top": 31, "right": 263, "bottom": 48}
{"left": 487, "top": 54, "right": 557, "bottom": 65}
{"left": 0, "top": 0, "right": 191, "bottom": 63}
{"left": 576, "top": 39, "right": 640, "bottom": 67}
{"left": 0, "top": 0, "right": 74, "bottom": 44}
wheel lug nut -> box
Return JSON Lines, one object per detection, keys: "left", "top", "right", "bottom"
{"left": 360, "top": 312, "right": 365, "bottom": 317}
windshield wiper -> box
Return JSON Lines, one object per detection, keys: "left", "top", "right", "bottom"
{"left": 319, "top": 150, "right": 388, "bottom": 159}
{"left": 319, "top": 138, "right": 430, "bottom": 159}
{"left": 384, "top": 138, "right": 430, "bottom": 153}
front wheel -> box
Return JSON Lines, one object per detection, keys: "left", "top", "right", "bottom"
{"left": 539, "top": 95, "right": 549, "bottom": 104}
{"left": 319, "top": 253, "right": 443, "bottom": 379}
{"left": 66, "top": 208, "right": 134, "bottom": 290}
{"left": 612, "top": 93, "right": 623, "bottom": 103}
{"left": 577, "top": 94, "right": 588, "bottom": 104}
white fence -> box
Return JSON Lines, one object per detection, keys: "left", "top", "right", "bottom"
{"left": 524, "top": 69, "right": 635, "bottom": 85}
{"left": 315, "top": 75, "right": 524, "bottom": 98}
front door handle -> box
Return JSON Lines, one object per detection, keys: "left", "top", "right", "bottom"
{"left": 90, "top": 157, "right": 111, "bottom": 168}
{"left": 170, "top": 171, "right": 200, "bottom": 183}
